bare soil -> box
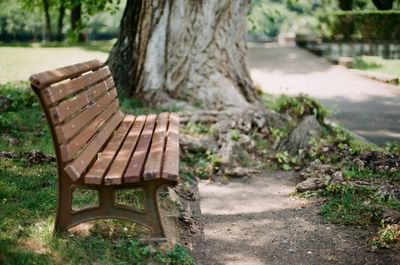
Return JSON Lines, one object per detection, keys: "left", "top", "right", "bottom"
{"left": 186, "top": 171, "right": 400, "bottom": 265}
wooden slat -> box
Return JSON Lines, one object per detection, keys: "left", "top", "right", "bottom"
{"left": 64, "top": 112, "right": 124, "bottom": 181}
{"left": 161, "top": 113, "right": 179, "bottom": 182}
{"left": 55, "top": 88, "right": 117, "bottom": 144}
{"left": 30, "top": 59, "right": 104, "bottom": 89}
{"left": 85, "top": 115, "right": 135, "bottom": 185}
{"left": 49, "top": 77, "right": 113, "bottom": 124}
{"left": 40, "top": 67, "right": 111, "bottom": 105}
{"left": 59, "top": 101, "right": 119, "bottom": 162}
{"left": 104, "top": 115, "right": 146, "bottom": 185}
{"left": 124, "top": 114, "right": 157, "bottom": 184}
{"left": 143, "top": 113, "right": 169, "bottom": 181}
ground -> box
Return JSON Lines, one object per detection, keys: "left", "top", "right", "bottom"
{"left": 248, "top": 43, "right": 400, "bottom": 145}
{"left": 189, "top": 172, "right": 400, "bottom": 265}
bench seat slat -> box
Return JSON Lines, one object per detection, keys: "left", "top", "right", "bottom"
{"left": 30, "top": 59, "right": 104, "bottom": 90}
{"left": 55, "top": 87, "right": 117, "bottom": 144}
{"left": 143, "top": 113, "right": 169, "bottom": 181}
{"left": 64, "top": 112, "right": 124, "bottom": 181}
{"left": 59, "top": 101, "right": 119, "bottom": 162}
{"left": 49, "top": 77, "right": 113, "bottom": 124}
{"left": 85, "top": 115, "right": 135, "bottom": 185}
{"left": 124, "top": 114, "right": 157, "bottom": 184}
{"left": 161, "top": 113, "right": 179, "bottom": 182}
{"left": 104, "top": 115, "right": 146, "bottom": 185}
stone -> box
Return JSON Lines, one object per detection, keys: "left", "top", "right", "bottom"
{"left": 382, "top": 208, "right": 400, "bottom": 224}
{"left": 180, "top": 134, "right": 217, "bottom": 153}
{"left": 296, "top": 177, "right": 325, "bottom": 192}
{"left": 283, "top": 115, "right": 322, "bottom": 155}
{"left": 0, "top": 96, "right": 10, "bottom": 113}
{"left": 224, "top": 167, "right": 259, "bottom": 178}
{"left": 331, "top": 171, "right": 344, "bottom": 184}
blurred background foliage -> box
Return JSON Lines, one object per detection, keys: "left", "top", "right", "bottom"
{"left": 0, "top": 0, "right": 399, "bottom": 43}
{"left": 246, "top": 0, "right": 400, "bottom": 41}
{"left": 0, "top": 0, "right": 124, "bottom": 43}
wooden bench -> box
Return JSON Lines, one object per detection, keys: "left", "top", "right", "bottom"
{"left": 29, "top": 60, "right": 179, "bottom": 240}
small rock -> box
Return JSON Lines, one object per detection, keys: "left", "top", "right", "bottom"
{"left": 224, "top": 167, "right": 259, "bottom": 178}
{"left": 0, "top": 96, "right": 10, "bottom": 113}
{"left": 331, "top": 171, "right": 344, "bottom": 184}
{"left": 296, "top": 177, "right": 325, "bottom": 192}
{"left": 382, "top": 208, "right": 400, "bottom": 224}
{"left": 288, "top": 249, "right": 295, "bottom": 253}
{"left": 180, "top": 134, "right": 217, "bottom": 153}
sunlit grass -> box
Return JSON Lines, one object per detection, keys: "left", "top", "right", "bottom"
{"left": 352, "top": 56, "right": 400, "bottom": 80}
{"left": 0, "top": 83, "right": 196, "bottom": 265}
{"left": 0, "top": 42, "right": 111, "bottom": 84}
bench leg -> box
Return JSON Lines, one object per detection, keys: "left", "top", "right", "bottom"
{"left": 143, "top": 182, "right": 166, "bottom": 239}
{"left": 54, "top": 178, "right": 169, "bottom": 240}
{"left": 54, "top": 176, "right": 73, "bottom": 233}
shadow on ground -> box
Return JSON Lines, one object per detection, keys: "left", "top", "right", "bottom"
{"left": 191, "top": 172, "right": 400, "bottom": 265}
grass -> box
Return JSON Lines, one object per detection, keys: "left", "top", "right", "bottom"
{"left": 0, "top": 83, "right": 196, "bottom": 264}
{"left": 352, "top": 56, "right": 400, "bottom": 80}
{"left": 0, "top": 42, "right": 112, "bottom": 84}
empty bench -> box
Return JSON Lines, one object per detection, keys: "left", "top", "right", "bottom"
{"left": 30, "top": 60, "right": 179, "bottom": 240}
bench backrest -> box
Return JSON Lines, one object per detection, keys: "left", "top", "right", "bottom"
{"left": 30, "top": 60, "right": 123, "bottom": 170}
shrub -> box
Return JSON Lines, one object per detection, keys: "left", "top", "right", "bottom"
{"left": 318, "top": 10, "right": 400, "bottom": 40}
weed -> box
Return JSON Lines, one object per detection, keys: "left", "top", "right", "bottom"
{"left": 372, "top": 224, "right": 400, "bottom": 248}
{"left": 183, "top": 122, "right": 210, "bottom": 135}
{"left": 320, "top": 185, "right": 380, "bottom": 226}
{"left": 228, "top": 130, "right": 240, "bottom": 141}
{"left": 266, "top": 93, "right": 330, "bottom": 123}
{"left": 274, "top": 151, "right": 297, "bottom": 171}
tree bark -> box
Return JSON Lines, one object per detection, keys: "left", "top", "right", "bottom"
{"left": 338, "top": 0, "right": 353, "bottom": 10}
{"left": 57, "top": 1, "right": 65, "bottom": 41}
{"left": 108, "top": 0, "right": 259, "bottom": 110}
{"left": 70, "top": 2, "right": 85, "bottom": 42}
{"left": 42, "top": 0, "right": 52, "bottom": 41}
{"left": 372, "top": 0, "right": 395, "bottom": 10}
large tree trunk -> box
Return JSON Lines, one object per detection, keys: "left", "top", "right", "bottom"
{"left": 108, "top": 0, "right": 258, "bottom": 110}
{"left": 57, "top": 2, "right": 65, "bottom": 41}
{"left": 42, "top": 0, "right": 52, "bottom": 41}
{"left": 70, "top": 2, "right": 85, "bottom": 42}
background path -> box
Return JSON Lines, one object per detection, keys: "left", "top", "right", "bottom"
{"left": 193, "top": 172, "right": 399, "bottom": 265}
{"left": 248, "top": 44, "right": 400, "bottom": 145}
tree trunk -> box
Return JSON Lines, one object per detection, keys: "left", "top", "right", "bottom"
{"left": 108, "top": 0, "right": 259, "bottom": 110}
{"left": 57, "top": 2, "right": 65, "bottom": 41}
{"left": 70, "top": 2, "right": 85, "bottom": 42}
{"left": 338, "top": 0, "right": 353, "bottom": 10}
{"left": 42, "top": 0, "right": 52, "bottom": 41}
{"left": 372, "top": 0, "right": 395, "bottom": 10}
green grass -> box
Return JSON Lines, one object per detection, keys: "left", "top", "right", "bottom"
{"left": 0, "top": 42, "right": 110, "bottom": 84}
{"left": 352, "top": 56, "right": 400, "bottom": 80}
{"left": 320, "top": 184, "right": 400, "bottom": 226}
{"left": 0, "top": 83, "right": 196, "bottom": 265}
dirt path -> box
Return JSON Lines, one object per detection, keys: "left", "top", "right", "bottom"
{"left": 248, "top": 44, "right": 400, "bottom": 145}
{"left": 191, "top": 171, "right": 399, "bottom": 265}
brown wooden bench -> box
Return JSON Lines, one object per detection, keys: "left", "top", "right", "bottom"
{"left": 29, "top": 60, "right": 179, "bottom": 240}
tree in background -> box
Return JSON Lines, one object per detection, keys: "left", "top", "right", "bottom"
{"left": 338, "top": 0, "right": 353, "bottom": 10}
{"left": 56, "top": 1, "right": 66, "bottom": 41}
{"left": 42, "top": 0, "right": 52, "bottom": 41}
{"left": 107, "top": 0, "right": 258, "bottom": 109}
{"left": 372, "top": 0, "right": 395, "bottom": 9}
